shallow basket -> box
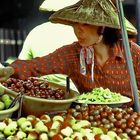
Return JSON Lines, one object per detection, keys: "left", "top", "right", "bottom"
{"left": 0, "top": 82, "right": 79, "bottom": 117}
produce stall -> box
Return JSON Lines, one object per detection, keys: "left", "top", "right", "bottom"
{"left": 0, "top": 0, "right": 140, "bottom": 139}
{"left": 0, "top": 77, "right": 140, "bottom": 140}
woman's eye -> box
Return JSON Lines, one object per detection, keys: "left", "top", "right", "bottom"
{"left": 83, "top": 24, "right": 88, "bottom": 26}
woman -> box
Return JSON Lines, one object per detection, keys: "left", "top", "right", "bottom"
{"left": 0, "top": 0, "right": 139, "bottom": 106}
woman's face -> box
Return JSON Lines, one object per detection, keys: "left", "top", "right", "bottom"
{"left": 73, "top": 23, "right": 100, "bottom": 47}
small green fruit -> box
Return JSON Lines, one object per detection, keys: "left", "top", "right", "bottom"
{"left": 4, "top": 99, "right": 12, "bottom": 109}
{"left": 1, "top": 94, "right": 10, "bottom": 102}
{"left": 21, "top": 121, "right": 32, "bottom": 132}
{"left": 0, "top": 101, "right": 5, "bottom": 110}
{"left": 4, "top": 124, "right": 17, "bottom": 136}
{"left": 17, "top": 117, "right": 27, "bottom": 127}
{"left": 1, "top": 94, "right": 12, "bottom": 109}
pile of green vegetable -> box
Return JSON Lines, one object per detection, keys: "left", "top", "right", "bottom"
{"left": 77, "top": 87, "right": 121, "bottom": 103}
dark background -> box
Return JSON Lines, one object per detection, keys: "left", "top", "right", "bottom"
{"left": 0, "top": 0, "right": 136, "bottom": 30}
{"left": 0, "top": 0, "right": 137, "bottom": 63}
{"left": 0, "top": 0, "right": 49, "bottom": 31}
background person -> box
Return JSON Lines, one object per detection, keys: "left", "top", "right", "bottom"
{"left": 18, "top": 0, "right": 79, "bottom": 91}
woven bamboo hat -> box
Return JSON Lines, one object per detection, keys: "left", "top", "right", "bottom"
{"left": 49, "top": 0, "right": 137, "bottom": 35}
{"left": 39, "top": 0, "right": 79, "bottom": 12}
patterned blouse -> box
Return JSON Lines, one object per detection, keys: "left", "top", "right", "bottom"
{"left": 11, "top": 41, "right": 140, "bottom": 102}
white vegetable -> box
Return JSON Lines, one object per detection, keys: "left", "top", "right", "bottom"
{"left": 71, "top": 132, "right": 83, "bottom": 140}
{"left": 107, "top": 131, "right": 117, "bottom": 139}
{"left": 48, "top": 130, "right": 58, "bottom": 137}
{"left": 7, "top": 136, "right": 15, "bottom": 140}
{"left": 39, "top": 133, "right": 49, "bottom": 140}
{"left": 52, "top": 115, "right": 64, "bottom": 122}
{"left": 92, "top": 127, "right": 103, "bottom": 135}
{"left": 61, "top": 126, "right": 73, "bottom": 137}
{"left": 0, "top": 122, "right": 7, "bottom": 132}
{"left": 100, "top": 134, "right": 111, "bottom": 140}
{"left": 51, "top": 121, "right": 61, "bottom": 130}
{"left": 35, "top": 121, "right": 48, "bottom": 133}
{"left": 16, "top": 130, "right": 27, "bottom": 139}
{"left": 49, "top": 121, "right": 61, "bottom": 137}
{"left": 40, "top": 115, "right": 51, "bottom": 123}
{"left": 80, "top": 128, "right": 92, "bottom": 136}
{"left": 72, "top": 120, "right": 91, "bottom": 130}
{"left": 84, "top": 133, "right": 95, "bottom": 140}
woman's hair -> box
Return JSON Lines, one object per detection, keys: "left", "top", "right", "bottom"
{"left": 98, "top": 27, "right": 120, "bottom": 46}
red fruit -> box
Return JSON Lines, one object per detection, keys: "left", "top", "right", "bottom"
{"left": 94, "top": 134, "right": 101, "bottom": 140}
{"left": 114, "top": 121, "right": 122, "bottom": 128}
{"left": 121, "top": 123, "right": 127, "bottom": 130}
{"left": 127, "top": 117, "right": 135, "bottom": 123}
{"left": 128, "top": 121, "right": 135, "bottom": 128}
{"left": 67, "top": 109, "right": 76, "bottom": 115}
{"left": 115, "top": 112, "right": 123, "bottom": 120}
{"left": 101, "top": 111, "right": 108, "bottom": 118}
{"left": 116, "top": 128, "right": 123, "bottom": 134}
{"left": 83, "top": 136, "right": 88, "bottom": 140}
{"left": 45, "top": 121, "right": 53, "bottom": 130}
{"left": 73, "top": 112, "right": 82, "bottom": 120}
{"left": 94, "top": 115, "right": 101, "bottom": 121}
{"left": 60, "top": 122, "right": 70, "bottom": 129}
{"left": 100, "top": 126, "right": 108, "bottom": 134}
{"left": 51, "top": 134, "right": 63, "bottom": 140}
{"left": 82, "top": 111, "right": 89, "bottom": 120}
{"left": 89, "top": 105, "right": 95, "bottom": 111}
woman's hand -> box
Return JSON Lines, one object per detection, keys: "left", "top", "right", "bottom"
{"left": 0, "top": 67, "right": 14, "bottom": 82}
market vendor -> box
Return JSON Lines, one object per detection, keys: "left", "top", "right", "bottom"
{"left": 0, "top": 0, "right": 139, "bottom": 106}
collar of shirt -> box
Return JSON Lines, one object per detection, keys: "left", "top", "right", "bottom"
{"left": 75, "top": 41, "right": 125, "bottom": 62}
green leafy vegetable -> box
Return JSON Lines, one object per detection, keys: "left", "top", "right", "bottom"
{"left": 77, "top": 87, "right": 121, "bottom": 103}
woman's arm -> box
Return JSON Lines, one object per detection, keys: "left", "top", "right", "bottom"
{"left": 0, "top": 67, "right": 14, "bottom": 82}
{"left": 10, "top": 48, "right": 67, "bottom": 80}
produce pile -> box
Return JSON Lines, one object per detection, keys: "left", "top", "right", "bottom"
{"left": 2, "top": 78, "right": 65, "bottom": 100}
{"left": 1, "top": 78, "right": 140, "bottom": 139}
{"left": 68, "top": 104, "right": 140, "bottom": 140}
{"left": 0, "top": 114, "right": 131, "bottom": 140}
{"left": 0, "top": 104, "right": 139, "bottom": 139}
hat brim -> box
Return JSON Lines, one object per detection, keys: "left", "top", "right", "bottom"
{"left": 39, "top": 0, "right": 80, "bottom": 12}
{"left": 49, "top": 0, "right": 137, "bottom": 35}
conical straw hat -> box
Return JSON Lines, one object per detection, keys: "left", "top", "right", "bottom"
{"left": 49, "top": 0, "right": 137, "bottom": 35}
{"left": 39, "top": 0, "right": 80, "bottom": 12}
